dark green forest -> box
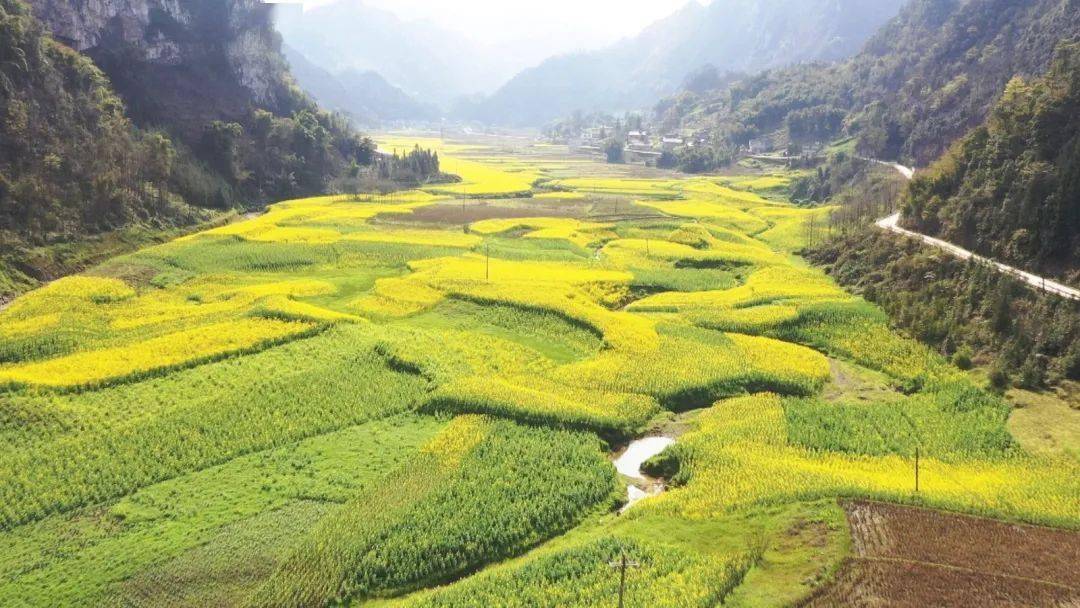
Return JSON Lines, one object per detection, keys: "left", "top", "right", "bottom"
{"left": 808, "top": 229, "right": 1080, "bottom": 390}
{"left": 903, "top": 43, "right": 1080, "bottom": 281}
{"left": 0, "top": 0, "right": 206, "bottom": 243}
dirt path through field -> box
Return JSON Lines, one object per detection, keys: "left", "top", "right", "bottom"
{"left": 803, "top": 500, "right": 1080, "bottom": 607}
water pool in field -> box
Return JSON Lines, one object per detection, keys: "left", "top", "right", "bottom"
{"left": 614, "top": 436, "right": 674, "bottom": 510}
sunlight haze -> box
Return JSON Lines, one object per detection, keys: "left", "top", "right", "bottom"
{"left": 299, "top": 0, "right": 703, "bottom": 47}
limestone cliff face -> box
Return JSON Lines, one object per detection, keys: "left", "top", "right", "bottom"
{"left": 25, "top": 0, "right": 295, "bottom": 132}
{"left": 26, "top": 0, "right": 186, "bottom": 58}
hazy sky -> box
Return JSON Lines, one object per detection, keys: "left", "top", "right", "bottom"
{"left": 288, "top": 0, "right": 700, "bottom": 48}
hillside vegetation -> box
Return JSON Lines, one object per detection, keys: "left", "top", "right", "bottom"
{"left": 1, "top": 0, "right": 383, "bottom": 298}
{"left": 23, "top": 0, "right": 379, "bottom": 208}
{"left": 0, "top": 0, "right": 211, "bottom": 293}
{"left": 903, "top": 42, "right": 1080, "bottom": 280}
{"left": 658, "top": 0, "right": 1080, "bottom": 167}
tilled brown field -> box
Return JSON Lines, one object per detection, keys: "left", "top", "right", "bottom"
{"left": 803, "top": 501, "right": 1080, "bottom": 607}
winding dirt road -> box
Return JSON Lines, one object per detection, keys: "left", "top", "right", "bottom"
{"left": 873, "top": 162, "right": 1079, "bottom": 301}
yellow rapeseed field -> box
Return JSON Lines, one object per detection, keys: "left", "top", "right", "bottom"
{"left": 0, "top": 318, "right": 315, "bottom": 388}
{"left": 3, "top": 134, "right": 1077, "bottom": 607}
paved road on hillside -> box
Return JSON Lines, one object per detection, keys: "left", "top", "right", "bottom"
{"left": 872, "top": 161, "right": 1080, "bottom": 301}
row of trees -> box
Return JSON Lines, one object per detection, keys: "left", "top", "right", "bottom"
{"left": 196, "top": 109, "right": 378, "bottom": 209}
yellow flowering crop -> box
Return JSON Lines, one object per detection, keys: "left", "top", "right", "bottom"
{"left": 3, "top": 276, "right": 135, "bottom": 319}
{"left": 630, "top": 266, "right": 845, "bottom": 312}
{"left": 643, "top": 394, "right": 1080, "bottom": 527}
{"left": 433, "top": 157, "right": 538, "bottom": 196}
{"left": 0, "top": 318, "right": 316, "bottom": 389}
{"left": 343, "top": 228, "right": 481, "bottom": 248}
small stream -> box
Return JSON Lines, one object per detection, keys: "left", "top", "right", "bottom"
{"left": 612, "top": 436, "right": 674, "bottom": 511}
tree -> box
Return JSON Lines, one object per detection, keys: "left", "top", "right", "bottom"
{"left": 201, "top": 121, "right": 245, "bottom": 184}
{"left": 604, "top": 139, "right": 625, "bottom": 164}
{"left": 142, "top": 132, "right": 175, "bottom": 207}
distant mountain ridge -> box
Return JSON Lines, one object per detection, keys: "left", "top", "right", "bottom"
{"left": 274, "top": 1, "right": 519, "bottom": 108}
{"left": 282, "top": 44, "right": 438, "bottom": 125}
{"left": 463, "top": 0, "right": 905, "bottom": 127}
{"left": 658, "top": 0, "right": 1080, "bottom": 166}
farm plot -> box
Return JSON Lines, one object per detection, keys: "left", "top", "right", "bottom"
{"left": 802, "top": 500, "right": 1080, "bottom": 607}
{"left": 1, "top": 134, "right": 1077, "bottom": 608}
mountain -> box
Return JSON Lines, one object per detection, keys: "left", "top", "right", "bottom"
{"left": 1, "top": 0, "right": 376, "bottom": 298}
{"left": 903, "top": 42, "right": 1080, "bottom": 280}
{"left": 659, "top": 0, "right": 1080, "bottom": 166}
{"left": 24, "top": 0, "right": 374, "bottom": 206}
{"left": 464, "top": 0, "right": 906, "bottom": 127}
{"left": 273, "top": 1, "right": 517, "bottom": 107}
{"left": 30, "top": 0, "right": 295, "bottom": 139}
{"left": 0, "top": 0, "right": 209, "bottom": 294}
{"left": 282, "top": 44, "right": 438, "bottom": 125}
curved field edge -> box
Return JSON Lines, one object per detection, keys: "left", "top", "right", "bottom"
{"left": 0, "top": 136, "right": 1076, "bottom": 608}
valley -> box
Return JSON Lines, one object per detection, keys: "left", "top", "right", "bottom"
{"left": 0, "top": 135, "right": 1076, "bottom": 607}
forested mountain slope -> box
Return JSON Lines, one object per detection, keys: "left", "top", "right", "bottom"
{"left": 659, "top": 0, "right": 1080, "bottom": 166}
{"left": 1, "top": 0, "right": 376, "bottom": 298}
{"left": 903, "top": 43, "right": 1080, "bottom": 281}
{"left": 465, "top": 0, "right": 904, "bottom": 127}
{"left": 0, "top": 0, "right": 210, "bottom": 293}
{"left": 25, "top": 0, "right": 375, "bottom": 208}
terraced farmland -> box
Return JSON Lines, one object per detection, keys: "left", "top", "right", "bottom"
{"left": 0, "top": 135, "right": 1076, "bottom": 607}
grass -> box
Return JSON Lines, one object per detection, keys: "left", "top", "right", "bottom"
{"left": 252, "top": 417, "right": 619, "bottom": 606}
{"left": 0, "top": 325, "right": 429, "bottom": 530}
{"left": 382, "top": 499, "right": 848, "bottom": 608}
{"left": 1006, "top": 383, "right": 1080, "bottom": 461}
{"left": 0, "top": 415, "right": 445, "bottom": 607}
{"left": 1, "top": 134, "right": 1076, "bottom": 607}
{"left": 407, "top": 299, "right": 603, "bottom": 364}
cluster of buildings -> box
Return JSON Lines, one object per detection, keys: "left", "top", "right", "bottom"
{"left": 568, "top": 128, "right": 700, "bottom": 164}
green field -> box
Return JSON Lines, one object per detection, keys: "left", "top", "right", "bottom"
{"left": 0, "top": 135, "right": 1076, "bottom": 607}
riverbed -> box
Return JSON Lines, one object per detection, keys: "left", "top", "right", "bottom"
{"left": 613, "top": 436, "right": 674, "bottom": 510}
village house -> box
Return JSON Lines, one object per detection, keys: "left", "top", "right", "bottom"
{"left": 748, "top": 136, "right": 777, "bottom": 155}
{"left": 661, "top": 136, "right": 684, "bottom": 152}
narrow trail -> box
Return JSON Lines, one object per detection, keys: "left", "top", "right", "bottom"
{"left": 872, "top": 161, "right": 1080, "bottom": 301}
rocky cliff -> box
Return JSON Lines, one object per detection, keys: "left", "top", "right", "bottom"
{"left": 25, "top": 0, "right": 296, "bottom": 136}
{"left": 20, "top": 0, "right": 372, "bottom": 208}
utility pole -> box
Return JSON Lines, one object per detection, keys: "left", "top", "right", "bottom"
{"left": 609, "top": 551, "right": 640, "bottom": 608}
{"left": 915, "top": 446, "right": 920, "bottom": 493}
{"left": 486, "top": 244, "right": 491, "bottom": 281}
{"left": 462, "top": 184, "right": 468, "bottom": 233}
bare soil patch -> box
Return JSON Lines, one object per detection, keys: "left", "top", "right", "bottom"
{"left": 375, "top": 200, "right": 591, "bottom": 226}
{"left": 803, "top": 500, "right": 1080, "bottom": 607}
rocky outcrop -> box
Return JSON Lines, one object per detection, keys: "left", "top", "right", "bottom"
{"left": 27, "top": 0, "right": 185, "bottom": 55}
{"left": 25, "top": 0, "right": 294, "bottom": 128}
